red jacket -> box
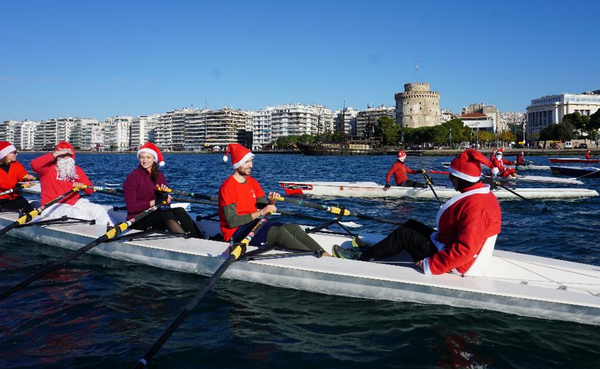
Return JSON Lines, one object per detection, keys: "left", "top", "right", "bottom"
{"left": 423, "top": 182, "right": 502, "bottom": 275}
{"left": 218, "top": 175, "right": 265, "bottom": 241}
{"left": 586, "top": 152, "right": 593, "bottom": 159}
{"left": 30, "top": 153, "right": 94, "bottom": 205}
{"left": 0, "top": 162, "right": 29, "bottom": 200}
{"left": 386, "top": 161, "right": 419, "bottom": 185}
{"left": 491, "top": 157, "right": 514, "bottom": 172}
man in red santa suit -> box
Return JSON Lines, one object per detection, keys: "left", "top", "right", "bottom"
{"left": 30, "top": 141, "right": 113, "bottom": 227}
{"left": 491, "top": 147, "right": 517, "bottom": 178}
{"left": 385, "top": 150, "right": 426, "bottom": 189}
{"left": 334, "top": 149, "right": 502, "bottom": 276}
{"left": 586, "top": 150, "right": 593, "bottom": 159}
{"left": 218, "top": 143, "right": 330, "bottom": 256}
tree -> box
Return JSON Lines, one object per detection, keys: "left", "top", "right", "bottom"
{"left": 374, "top": 116, "right": 400, "bottom": 145}
{"left": 562, "top": 112, "right": 585, "bottom": 130}
{"left": 497, "top": 130, "right": 516, "bottom": 144}
{"left": 589, "top": 108, "right": 600, "bottom": 131}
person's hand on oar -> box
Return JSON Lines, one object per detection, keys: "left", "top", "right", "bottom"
{"left": 153, "top": 184, "right": 173, "bottom": 206}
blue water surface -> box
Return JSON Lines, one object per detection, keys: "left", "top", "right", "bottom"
{"left": 1, "top": 153, "right": 599, "bottom": 369}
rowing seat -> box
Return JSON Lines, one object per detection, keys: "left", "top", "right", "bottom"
{"left": 463, "top": 235, "right": 498, "bottom": 277}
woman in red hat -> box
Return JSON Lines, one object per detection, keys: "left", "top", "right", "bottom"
{"left": 0, "top": 141, "right": 36, "bottom": 213}
{"left": 123, "top": 142, "right": 202, "bottom": 238}
{"left": 334, "top": 149, "right": 502, "bottom": 277}
{"left": 384, "top": 150, "right": 426, "bottom": 189}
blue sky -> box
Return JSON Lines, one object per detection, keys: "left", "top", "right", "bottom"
{"left": 1, "top": 0, "right": 599, "bottom": 121}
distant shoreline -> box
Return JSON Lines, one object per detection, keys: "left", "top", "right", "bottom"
{"left": 17, "top": 148, "right": 597, "bottom": 157}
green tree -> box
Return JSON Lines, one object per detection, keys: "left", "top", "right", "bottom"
{"left": 298, "top": 134, "right": 314, "bottom": 144}
{"left": 374, "top": 116, "right": 401, "bottom": 145}
{"left": 589, "top": 108, "right": 600, "bottom": 131}
{"left": 497, "top": 130, "right": 516, "bottom": 144}
{"left": 562, "top": 112, "right": 585, "bottom": 130}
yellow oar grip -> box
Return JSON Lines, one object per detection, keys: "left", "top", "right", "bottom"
{"left": 230, "top": 245, "right": 244, "bottom": 260}
{"left": 157, "top": 188, "right": 172, "bottom": 193}
{"left": 105, "top": 222, "right": 129, "bottom": 239}
{"left": 329, "top": 207, "right": 351, "bottom": 216}
{"left": 17, "top": 210, "right": 39, "bottom": 225}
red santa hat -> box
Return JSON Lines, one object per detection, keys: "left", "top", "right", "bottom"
{"left": 397, "top": 150, "right": 406, "bottom": 161}
{"left": 223, "top": 143, "right": 254, "bottom": 169}
{"left": 449, "top": 149, "right": 495, "bottom": 183}
{"left": 137, "top": 142, "right": 165, "bottom": 167}
{"left": 0, "top": 141, "right": 17, "bottom": 161}
{"left": 55, "top": 141, "right": 76, "bottom": 159}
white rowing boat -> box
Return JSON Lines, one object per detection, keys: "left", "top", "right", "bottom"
{"left": 2, "top": 209, "right": 600, "bottom": 326}
{"left": 426, "top": 171, "right": 583, "bottom": 185}
{"left": 279, "top": 181, "right": 599, "bottom": 199}
{"left": 442, "top": 162, "right": 550, "bottom": 171}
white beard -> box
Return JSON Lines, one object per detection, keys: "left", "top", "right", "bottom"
{"left": 56, "top": 157, "right": 79, "bottom": 181}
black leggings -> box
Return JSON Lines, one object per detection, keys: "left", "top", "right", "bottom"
{"left": 400, "top": 180, "right": 427, "bottom": 188}
{"left": 359, "top": 219, "right": 438, "bottom": 261}
{"left": 132, "top": 208, "right": 203, "bottom": 238}
{"left": 0, "top": 196, "right": 34, "bottom": 213}
{"left": 266, "top": 224, "right": 324, "bottom": 252}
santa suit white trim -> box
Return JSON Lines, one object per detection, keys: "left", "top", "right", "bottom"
{"left": 40, "top": 198, "right": 114, "bottom": 227}
{"left": 0, "top": 144, "right": 16, "bottom": 160}
{"left": 424, "top": 184, "right": 493, "bottom": 275}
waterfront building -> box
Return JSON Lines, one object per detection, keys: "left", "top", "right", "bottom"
{"left": 440, "top": 109, "right": 458, "bottom": 124}
{"left": 204, "top": 107, "right": 249, "bottom": 149}
{"left": 333, "top": 107, "right": 359, "bottom": 135}
{"left": 526, "top": 91, "right": 600, "bottom": 140}
{"left": 129, "top": 114, "right": 159, "bottom": 150}
{"left": 355, "top": 105, "right": 395, "bottom": 138}
{"left": 34, "top": 119, "right": 58, "bottom": 150}
{"left": 184, "top": 109, "right": 209, "bottom": 151}
{"left": 461, "top": 103, "right": 502, "bottom": 132}
{"left": 271, "top": 104, "right": 317, "bottom": 139}
{"left": 16, "top": 120, "right": 38, "bottom": 150}
{"left": 458, "top": 113, "right": 495, "bottom": 132}
{"left": 0, "top": 120, "right": 18, "bottom": 143}
{"left": 104, "top": 116, "right": 132, "bottom": 151}
{"left": 312, "top": 105, "right": 335, "bottom": 135}
{"left": 251, "top": 108, "right": 273, "bottom": 150}
{"left": 395, "top": 82, "right": 441, "bottom": 128}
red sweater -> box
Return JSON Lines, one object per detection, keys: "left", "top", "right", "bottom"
{"left": 386, "top": 161, "right": 419, "bottom": 185}
{"left": 0, "top": 162, "right": 29, "bottom": 200}
{"left": 30, "top": 153, "right": 94, "bottom": 205}
{"left": 218, "top": 175, "right": 265, "bottom": 241}
{"left": 424, "top": 182, "right": 502, "bottom": 275}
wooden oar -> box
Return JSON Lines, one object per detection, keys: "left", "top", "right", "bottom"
{"left": 0, "top": 200, "right": 167, "bottom": 302}
{"left": 131, "top": 213, "right": 273, "bottom": 369}
{"left": 0, "top": 187, "right": 81, "bottom": 237}
{"left": 421, "top": 171, "right": 442, "bottom": 206}
{"left": 489, "top": 180, "right": 552, "bottom": 212}
{"left": 275, "top": 197, "right": 402, "bottom": 225}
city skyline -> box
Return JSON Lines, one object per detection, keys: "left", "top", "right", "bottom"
{"left": 1, "top": 0, "right": 599, "bottom": 122}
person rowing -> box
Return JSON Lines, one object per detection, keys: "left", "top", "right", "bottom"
{"left": 334, "top": 149, "right": 502, "bottom": 277}
{"left": 586, "top": 150, "right": 593, "bottom": 160}
{"left": 30, "top": 141, "right": 113, "bottom": 227}
{"left": 516, "top": 151, "right": 527, "bottom": 166}
{"left": 384, "top": 149, "right": 426, "bottom": 190}
{"left": 219, "top": 143, "right": 331, "bottom": 256}
{"left": 123, "top": 142, "right": 202, "bottom": 238}
{"left": 491, "top": 147, "right": 517, "bottom": 178}
{"left": 0, "top": 141, "right": 36, "bottom": 213}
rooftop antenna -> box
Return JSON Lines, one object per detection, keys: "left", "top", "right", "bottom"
{"left": 414, "top": 61, "right": 419, "bottom": 82}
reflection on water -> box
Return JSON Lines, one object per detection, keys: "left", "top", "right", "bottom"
{"left": 0, "top": 153, "right": 599, "bottom": 368}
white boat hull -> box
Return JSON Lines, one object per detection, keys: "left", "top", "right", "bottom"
{"left": 279, "top": 181, "right": 599, "bottom": 199}
{"left": 2, "top": 210, "right": 600, "bottom": 326}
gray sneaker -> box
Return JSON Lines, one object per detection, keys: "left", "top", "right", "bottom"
{"left": 332, "top": 245, "right": 359, "bottom": 260}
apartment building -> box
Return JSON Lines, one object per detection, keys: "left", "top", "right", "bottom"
{"left": 129, "top": 114, "right": 159, "bottom": 150}
{"left": 355, "top": 105, "right": 395, "bottom": 138}
{"left": 333, "top": 107, "right": 359, "bottom": 135}
{"left": 104, "top": 116, "right": 132, "bottom": 151}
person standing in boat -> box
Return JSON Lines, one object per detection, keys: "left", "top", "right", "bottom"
{"left": 0, "top": 141, "right": 35, "bottom": 213}
{"left": 334, "top": 149, "right": 502, "bottom": 276}
{"left": 123, "top": 142, "right": 202, "bottom": 238}
{"left": 586, "top": 150, "right": 593, "bottom": 159}
{"left": 491, "top": 148, "right": 517, "bottom": 178}
{"left": 384, "top": 150, "right": 426, "bottom": 189}
{"left": 30, "top": 141, "right": 113, "bottom": 226}
{"left": 218, "top": 143, "right": 330, "bottom": 256}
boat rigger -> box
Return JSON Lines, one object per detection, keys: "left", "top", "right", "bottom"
{"left": 1, "top": 209, "right": 600, "bottom": 326}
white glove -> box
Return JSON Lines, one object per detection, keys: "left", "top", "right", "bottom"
{"left": 491, "top": 167, "right": 500, "bottom": 176}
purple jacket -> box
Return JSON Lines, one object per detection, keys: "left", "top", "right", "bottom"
{"left": 123, "top": 166, "right": 167, "bottom": 219}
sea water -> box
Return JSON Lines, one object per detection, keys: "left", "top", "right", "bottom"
{"left": 1, "top": 153, "right": 599, "bottom": 369}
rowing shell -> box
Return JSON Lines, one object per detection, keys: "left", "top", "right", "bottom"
{"left": 2, "top": 209, "right": 600, "bottom": 326}
{"left": 442, "top": 162, "right": 551, "bottom": 171}
{"left": 427, "top": 171, "right": 584, "bottom": 185}
{"left": 550, "top": 166, "right": 600, "bottom": 178}
{"left": 549, "top": 158, "right": 600, "bottom": 164}
{"left": 279, "top": 181, "right": 599, "bottom": 199}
